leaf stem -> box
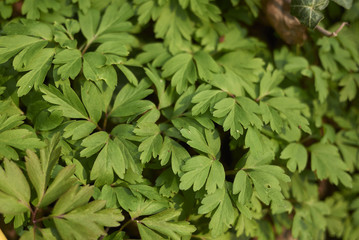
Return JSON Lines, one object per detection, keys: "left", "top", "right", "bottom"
{"left": 34, "top": 216, "right": 51, "bottom": 223}
{"left": 119, "top": 218, "right": 134, "bottom": 232}
{"left": 103, "top": 113, "right": 108, "bottom": 131}
{"left": 87, "top": 118, "right": 103, "bottom": 131}
{"left": 81, "top": 34, "right": 98, "bottom": 55}
{"left": 315, "top": 22, "right": 349, "bottom": 37}
{"left": 30, "top": 206, "right": 39, "bottom": 239}
{"left": 225, "top": 169, "right": 238, "bottom": 175}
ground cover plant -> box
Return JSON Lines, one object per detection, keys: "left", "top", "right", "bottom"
{"left": 0, "top": 0, "right": 359, "bottom": 239}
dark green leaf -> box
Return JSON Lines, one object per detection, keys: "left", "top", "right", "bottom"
{"left": 290, "top": 0, "right": 329, "bottom": 29}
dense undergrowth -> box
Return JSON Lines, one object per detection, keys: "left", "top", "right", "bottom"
{"left": 0, "top": 0, "right": 359, "bottom": 239}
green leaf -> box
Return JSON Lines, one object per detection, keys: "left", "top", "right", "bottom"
{"left": 0, "top": 159, "right": 31, "bottom": 214}
{"left": 110, "top": 80, "right": 154, "bottom": 118}
{"left": 258, "top": 67, "right": 284, "bottom": 100}
{"left": 73, "top": 0, "right": 91, "bottom": 13}
{"left": 180, "top": 126, "right": 220, "bottom": 157}
{"left": 206, "top": 160, "right": 226, "bottom": 193}
{"left": 193, "top": 51, "right": 221, "bottom": 81}
{"left": 247, "top": 165, "right": 291, "bottom": 205}
{"left": 97, "top": 41, "right": 128, "bottom": 56}
{"left": 233, "top": 170, "right": 253, "bottom": 205}
{"left": 159, "top": 136, "right": 190, "bottom": 174}
{"left": 213, "top": 97, "right": 262, "bottom": 139}
{"left": 12, "top": 41, "right": 48, "bottom": 72}
{"left": 213, "top": 98, "right": 242, "bottom": 139}
{"left": 53, "top": 20, "right": 79, "bottom": 49}
{"left": 311, "top": 66, "right": 329, "bottom": 103}
{"left": 290, "top": 0, "right": 329, "bottom": 29}
{"left": 53, "top": 49, "right": 82, "bottom": 80}
{"left": 138, "top": 224, "right": 166, "bottom": 240}
{"left": 81, "top": 81, "right": 103, "bottom": 123}
{"left": 245, "top": 126, "right": 264, "bottom": 157}
{"left": 280, "top": 143, "right": 308, "bottom": 172}
{"left": 309, "top": 143, "right": 352, "bottom": 187}
{"left": 63, "top": 120, "right": 97, "bottom": 140}
{"left": 145, "top": 67, "right": 176, "bottom": 109}
{"left": 292, "top": 202, "right": 330, "bottom": 240}
{"left": 155, "top": 169, "right": 180, "bottom": 197}
{"left": 82, "top": 52, "right": 106, "bottom": 80}
{"left": 140, "top": 209, "right": 196, "bottom": 240}
{"left": 137, "top": 43, "right": 171, "bottom": 66}
{"left": 134, "top": 123, "right": 163, "bottom": 164}
{"left": 191, "top": 89, "right": 226, "bottom": 116}
{"left": 339, "top": 73, "right": 359, "bottom": 102}
{"left": 0, "top": 116, "right": 26, "bottom": 157}
{"left": 80, "top": 131, "right": 109, "bottom": 157}
{"left": 53, "top": 185, "right": 123, "bottom": 240}
{"left": 260, "top": 101, "right": 284, "bottom": 133}
{"left": 216, "top": 51, "right": 264, "bottom": 98}
{"left": 25, "top": 150, "right": 46, "bottom": 201}
{"left": 16, "top": 48, "right": 54, "bottom": 96}
{"left": 90, "top": 139, "right": 126, "bottom": 186}
{"left": 117, "top": 64, "right": 138, "bottom": 86}
{"left": 82, "top": 52, "right": 119, "bottom": 89}
{"left": 0, "top": 35, "right": 44, "bottom": 64}
{"left": 40, "top": 165, "right": 77, "bottom": 208}
{"left": 0, "top": 2, "right": 12, "bottom": 19}
{"left": 336, "top": 130, "right": 359, "bottom": 172}
{"left": 41, "top": 84, "right": 88, "bottom": 119}
{"left": 0, "top": 129, "right": 46, "bottom": 158}
{"left": 154, "top": 2, "right": 193, "bottom": 53}
{"left": 172, "top": 86, "right": 195, "bottom": 117}
{"left": 96, "top": 3, "right": 134, "bottom": 37}
{"left": 128, "top": 184, "right": 162, "bottom": 201}
{"left": 265, "top": 97, "right": 311, "bottom": 134}
{"left": 198, "top": 187, "right": 234, "bottom": 237}
{"left": 52, "top": 185, "right": 94, "bottom": 215}
{"left": 0, "top": 191, "right": 29, "bottom": 215}
{"left": 0, "top": 114, "right": 25, "bottom": 133}
{"left": 162, "top": 53, "right": 197, "bottom": 94}
{"left": 79, "top": 9, "right": 101, "bottom": 41}
{"left": 21, "top": 0, "right": 61, "bottom": 20}
{"left": 331, "top": 0, "right": 353, "bottom": 9}
{"left": 180, "top": 156, "right": 225, "bottom": 193}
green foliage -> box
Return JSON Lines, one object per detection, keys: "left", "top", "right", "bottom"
{"left": 291, "top": 0, "right": 354, "bottom": 29}
{"left": 0, "top": 0, "right": 358, "bottom": 239}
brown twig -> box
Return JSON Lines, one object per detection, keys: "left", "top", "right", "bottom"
{"left": 315, "top": 22, "right": 349, "bottom": 37}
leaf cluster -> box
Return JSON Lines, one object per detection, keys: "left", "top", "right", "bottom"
{"left": 0, "top": 0, "right": 358, "bottom": 240}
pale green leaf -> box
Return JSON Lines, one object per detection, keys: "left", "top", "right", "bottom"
{"left": 198, "top": 187, "right": 234, "bottom": 237}
{"left": 331, "top": 0, "right": 353, "bottom": 9}
{"left": 134, "top": 123, "right": 162, "bottom": 164}
{"left": 280, "top": 143, "right": 308, "bottom": 172}
{"left": 40, "top": 165, "right": 77, "bottom": 208}
{"left": 81, "top": 81, "right": 103, "bottom": 123}
{"left": 53, "top": 49, "right": 82, "bottom": 80}
{"left": 162, "top": 53, "right": 196, "bottom": 94}
{"left": 16, "top": 48, "right": 54, "bottom": 96}
{"left": 0, "top": 35, "right": 43, "bottom": 64}
{"left": 141, "top": 209, "right": 196, "bottom": 240}
{"left": 0, "top": 159, "right": 30, "bottom": 214}
{"left": 233, "top": 170, "right": 252, "bottom": 204}
{"left": 41, "top": 84, "right": 88, "bottom": 119}
{"left": 310, "top": 143, "right": 352, "bottom": 187}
